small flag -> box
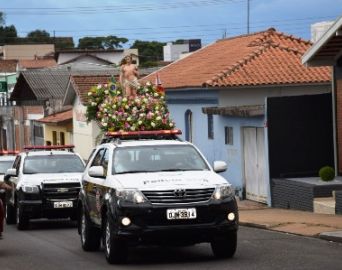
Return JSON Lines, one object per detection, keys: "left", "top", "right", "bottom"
{"left": 155, "top": 73, "right": 162, "bottom": 85}
{"left": 155, "top": 73, "right": 164, "bottom": 93}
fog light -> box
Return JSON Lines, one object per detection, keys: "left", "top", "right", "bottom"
{"left": 121, "top": 217, "right": 131, "bottom": 226}
{"left": 227, "top": 212, "right": 235, "bottom": 221}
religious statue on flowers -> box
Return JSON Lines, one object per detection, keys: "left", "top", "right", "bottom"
{"left": 119, "top": 54, "right": 140, "bottom": 97}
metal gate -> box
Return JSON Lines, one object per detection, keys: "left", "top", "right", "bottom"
{"left": 243, "top": 127, "right": 267, "bottom": 203}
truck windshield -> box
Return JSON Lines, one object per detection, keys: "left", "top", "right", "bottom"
{"left": 0, "top": 161, "right": 14, "bottom": 174}
{"left": 112, "top": 145, "right": 210, "bottom": 174}
{"left": 23, "top": 155, "right": 85, "bottom": 174}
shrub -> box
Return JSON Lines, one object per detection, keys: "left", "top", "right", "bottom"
{"left": 319, "top": 166, "right": 335, "bottom": 182}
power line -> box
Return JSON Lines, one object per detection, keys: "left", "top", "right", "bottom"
{"left": 1, "top": 0, "right": 246, "bottom": 15}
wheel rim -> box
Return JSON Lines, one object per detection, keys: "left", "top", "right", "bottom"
{"left": 81, "top": 213, "right": 86, "bottom": 245}
{"left": 105, "top": 221, "right": 111, "bottom": 255}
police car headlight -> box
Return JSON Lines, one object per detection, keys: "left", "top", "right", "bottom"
{"left": 212, "top": 184, "right": 234, "bottom": 200}
{"left": 116, "top": 189, "right": 146, "bottom": 204}
{"left": 22, "top": 185, "right": 40, "bottom": 194}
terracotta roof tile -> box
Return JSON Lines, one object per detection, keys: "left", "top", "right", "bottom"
{"left": 71, "top": 75, "right": 113, "bottom": 105}
{"left": 0, "top": 60, "right": 17, "bottom": 72}
{"left": 19, "top": 59, "right": 57, "bottom": 69}
{"left": 38, "top": 109, "right": 72, "bottom": 124}
{"left": 142, "top": 28, "right": 330, "bottom": 89}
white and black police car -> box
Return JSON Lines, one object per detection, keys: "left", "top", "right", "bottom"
{"left": 78, "top": 129, "right": 238, "bottom": 264}
{"left": 5, "top": 145, "right": 85, "bottom": 230}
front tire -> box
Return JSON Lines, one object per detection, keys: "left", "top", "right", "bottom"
{"left": 6, "top": 203, "right": 16, "bottom": 225}
{"left": 16, "top": 202, "right": 29, "bottom": 230}
{"left": 80, "top": 207, "right": 101, "bottom": 251}
{"left": 104, "top": 213, "right": 127, "bottom": 264}
{"left": 211, "top": 231, "right": 237, "bottom": 259}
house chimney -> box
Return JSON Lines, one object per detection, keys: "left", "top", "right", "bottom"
{"left": 311, "top": 21, "right": 334, "bottom": 43}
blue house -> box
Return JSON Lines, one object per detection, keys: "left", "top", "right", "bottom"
{"left": 143, "top": 28, "right": 331, "bottom": 205}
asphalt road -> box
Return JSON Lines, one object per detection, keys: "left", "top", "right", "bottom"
{"left": 1, "top": 220, "right": 342, "bottom": 270}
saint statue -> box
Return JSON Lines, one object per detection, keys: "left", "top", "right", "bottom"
{"left": 119, "top": 54, "right": 139, "bottom": 97}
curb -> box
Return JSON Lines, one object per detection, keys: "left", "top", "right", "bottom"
{"left": 319, "top": 231, "right": 342, "bottom": 243}
{"left": 239, "top": 222, "right": 270, "bottom": 229}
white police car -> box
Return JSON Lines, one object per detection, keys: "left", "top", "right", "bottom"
{"left": 5, "top": 145, "right": 85, "bottom": 230}
{"left": 78, "top": 130, "right": 238, "bottom": 264}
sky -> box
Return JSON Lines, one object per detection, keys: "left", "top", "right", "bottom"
{"left": 1, "top": 0, "right": 342, "bottom": 47}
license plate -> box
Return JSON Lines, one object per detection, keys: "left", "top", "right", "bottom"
{"left": 53, "top": 201, "right": 73, "bottom": 208}
{"left": 166, "top": 208, "right": 197, "bottom": 220}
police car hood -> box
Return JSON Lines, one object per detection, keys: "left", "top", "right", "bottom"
{"left": 113, "top": 170, "right": 228, "bottom": 190}
{"left": 20, "top": 173, "right": 83, "bottom": 187}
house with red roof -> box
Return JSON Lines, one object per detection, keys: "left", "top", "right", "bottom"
{"left": 63, "top": 75, "right": 112, "bottom": 159}
{"left": 143, "top": 28, "right": 332, "bottom": 205}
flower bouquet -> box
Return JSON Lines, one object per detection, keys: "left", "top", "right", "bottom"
{"left": 86, "top": 78, "right": 175, "bottom": 132}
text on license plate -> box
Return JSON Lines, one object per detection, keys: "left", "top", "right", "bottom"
{"left": 53, "top": 201, "right": 73, "bottom": 208}
{"left": 167, "top": 208, "right": 197, "bottom": 220}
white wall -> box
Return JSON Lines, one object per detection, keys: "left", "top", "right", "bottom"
{"left": 72, "top": 96, "right": 101, "bottom": 160}
{"left": 219, "top": 84, "right": 331, "bottom": 107}
{"left": 163, "top": 43, "right": 189, "bottom": 61}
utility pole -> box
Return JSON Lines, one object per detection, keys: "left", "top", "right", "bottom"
{"left": 247, "top": 0, "right": 250, "bottom": 34}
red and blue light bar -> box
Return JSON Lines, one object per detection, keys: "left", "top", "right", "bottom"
{"left": 24, "top": 145, "right": 75, "bottom": 151}
{"left": 105, "top": 129, "right": 182, "bottom": 138}
{"left": 0, "top": 150, "right": 19, "bottom": 155}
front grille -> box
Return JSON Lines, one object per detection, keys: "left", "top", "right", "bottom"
{"left": 142, "top": 188, "right": 215, "bottom": 204}
{"left": 42, "top": 182, "right": 81, "bottom": 200}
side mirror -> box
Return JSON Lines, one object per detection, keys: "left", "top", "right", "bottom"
{"left": 88, "top": 166, "right": 105, "bottom": 178}
{"left": 213, "top": 161, "right": 227, "bottom": 173}
{"left": 6, "top": 168, "right": 17, "bottom": 177}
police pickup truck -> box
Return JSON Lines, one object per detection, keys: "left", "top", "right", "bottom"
{"left": 78, "top": 130, "right": 238, "bottom": 264}
{"left": 5, "top": 145, "right": 85, "bottom": 230}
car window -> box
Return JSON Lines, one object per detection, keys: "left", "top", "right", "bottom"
{"left": 23, "top": 155, "right": 85, "bottom": 174}
{"left": 112, "top": 145, "right": 209, "bottom": 174}
{"left": 91, "top": 148, "right": 106, "bottom": 167}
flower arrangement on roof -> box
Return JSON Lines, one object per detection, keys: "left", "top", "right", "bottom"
{"left": 86, "top": 77, "right": 175, "bottom": 132}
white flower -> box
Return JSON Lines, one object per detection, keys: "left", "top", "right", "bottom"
{"left": 91, "top": 102, "right": 97, "bottom": 106}
{"left": 104, "top": 108, "right": 107, "bottom": 112}
{"left": 125, "top": 105, "right": 129, "bottom": 109}
{"left": 146, "top": 81, "right": 151, "bottom": 86}
{"left": 154, "top": 93, "right": 159, "bottom": 97}
{"left": 102, "top": 122, "right": 108, "bottom": 127}
{"left": 139, "top": 113, "right": 145, "bottom": 118}
{"left": 155, "top": 106, "right": 159, "bottom": 110}
{"left": 122, "top": 97, "right": 128, "bottom": 102}
{"left": 130, "top": 126, "right": 136, "bottom": 131}
{"left": 112, "top": 115, "right": 116, "bottom": 120}
{"left": 138, "top": 120, "right": 143, "bottom": 125}
{"left": 112, "top": 104, "right": 117, "bottom": 109}
{"left": 104, "top": 90, "right": 109, "bottom": 94}
{"left": 151, "top": 122, "right": 156, "bottom": 127}
{"left": 169, "top": 122, "right": 174, "bottom": 127}
{"left": 88, "top": 92, "right": 92, "bottom": 96}
{"left": 156, "top": 116, "right": 162, "bottom": 121}
{"left": 127, "top": 117, "right": 132, "bottom": 122}
{"left": 97, "top": 84, "right": 102, "bottom": 89}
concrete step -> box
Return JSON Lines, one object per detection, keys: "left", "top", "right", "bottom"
{"left": 314, "top": 197, "right": 335, "bottom": 214}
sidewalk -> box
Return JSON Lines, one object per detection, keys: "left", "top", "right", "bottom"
{"left": 237, "top": 199, "right": 342, "bottom": 243}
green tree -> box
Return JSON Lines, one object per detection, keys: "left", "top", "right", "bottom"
{"left": 27, "top": 29, "right": 50, "bottom": 43}
{"left": 0, "top": 25, "right": 18, "bottom": 45}
{"left": 78, "top": 35, "right": 128, "bottom": 49}
{"left": 104, "top": 35, "right": 128, "bottom": 49}
{"left": 130, "top": 40, "right": 165, "bottom": 67}
{"left": 0, "top": 11, "right": 4, "bottom": 25}
{"left": 78, "top": 37, "right": 105, "bottom": 49}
